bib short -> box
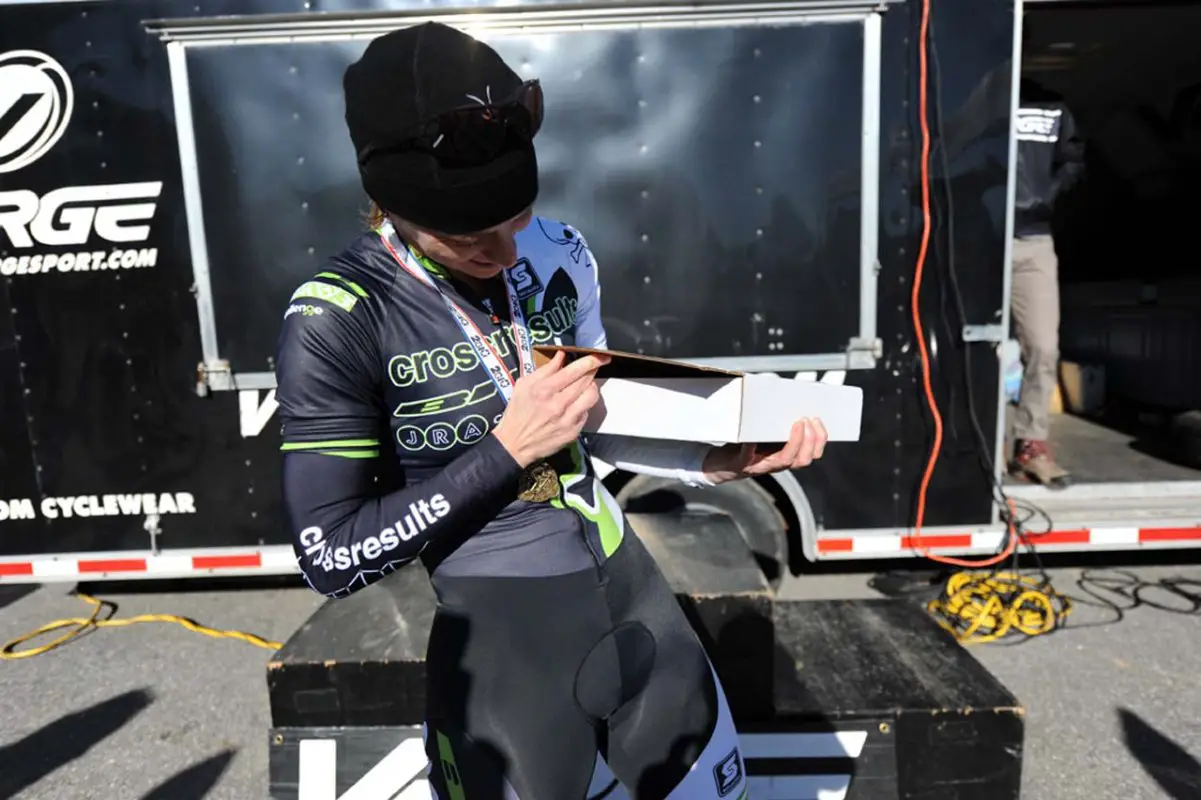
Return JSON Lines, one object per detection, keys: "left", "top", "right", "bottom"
{"left": 422, "top": 532, "right": 747, "bottom": 800}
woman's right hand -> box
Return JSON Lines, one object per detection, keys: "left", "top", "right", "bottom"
{"left": 493, "top": 351, "right": 611, "bottom": 468}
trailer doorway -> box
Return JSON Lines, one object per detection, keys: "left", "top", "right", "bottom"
{"left": 1005, "top": 0, "right": 1201, "bottom": 498}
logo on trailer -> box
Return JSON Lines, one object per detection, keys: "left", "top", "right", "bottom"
{"left": 0, "top": 50, "right": 74, "bottom": 175}
{"left": 0, "top": 50, "right": 162, "bottom": 278}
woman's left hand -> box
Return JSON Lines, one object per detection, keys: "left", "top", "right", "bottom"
{"left": 702, "top": 417, "right": 828, "bottom": 485}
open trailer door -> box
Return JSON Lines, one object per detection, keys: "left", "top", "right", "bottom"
{"left": 997, "top": 0, "right": 1201, "bottom": 551}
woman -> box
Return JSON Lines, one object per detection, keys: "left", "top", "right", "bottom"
{"left": 276, "top": 21, "right": 828, "bottom": 800}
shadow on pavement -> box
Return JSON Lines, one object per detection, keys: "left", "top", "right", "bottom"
{"left": 0, "top": 584, "right": 38, "bottom": 612}
{"left": 1119, "top": 707, "right": 1201, "bottom": 799}
{"left": 0, "top": 688, "right": 154, "bottom": 798}
{"left": 140, "top": 748, "right": 237, "bottom": 800}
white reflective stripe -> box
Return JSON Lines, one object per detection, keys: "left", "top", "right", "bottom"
{"left": 852, "top": 536, "right": 902, "bottom": 554}
{"left": 262, "top": 547, "right": 300, "bottom": 569}
{"left": 746, "top": 775, "right": 852, "bottom": 800}
{"left": 1089, "top": 526, "right": 1140, "bottom": 545}
{"left": 741, "top": 731, "right": 867, "bottom": 759}
{"left": 31, "top": 559, "right": 79, "bottom": 579}
{"left": 971, "top": 531, "right": 1005, "bottom": 550}
{"left": 147, "top": 555, "right": 192, "bottom": 573}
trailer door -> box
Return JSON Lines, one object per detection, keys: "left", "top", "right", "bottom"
{"left": 145, "top": 1, "right": 894, "bottom": 394}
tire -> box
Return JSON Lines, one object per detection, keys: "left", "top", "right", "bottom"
{"left": 614, "top": 475, "right": 789, "bottom": 589}
{"left": 1170, "top": 410, "right": 1201, "bottom": 468}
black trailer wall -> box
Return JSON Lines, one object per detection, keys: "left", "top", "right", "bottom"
{"left": 0, "top": 0, "right": 1018, "bottom": 560}
{"left": 0, "top": 0, "right": 285, "bottom": 557}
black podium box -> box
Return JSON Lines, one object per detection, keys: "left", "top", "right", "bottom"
{"left": 266, "top": 512, "right": 774, "bottom": 730}
{"left": 267, "top": 513, "right": 1023, "bottom": 799}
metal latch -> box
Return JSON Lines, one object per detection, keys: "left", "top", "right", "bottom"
{"left": 196, "top": 359, "right": 235, "bottom": 396}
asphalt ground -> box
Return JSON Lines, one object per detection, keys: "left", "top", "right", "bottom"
{"left": 2, "top": 552, "right": 1200, "bottom": 800}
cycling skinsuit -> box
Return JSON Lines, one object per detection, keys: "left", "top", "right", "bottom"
{"left": 275, "top": 216, "right": 749, "bottom": 800}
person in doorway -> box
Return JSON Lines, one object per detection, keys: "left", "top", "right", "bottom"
{"left": 1009, "top": 72, "right": 1085, "bottom": 489}
{"left": 274, "top": 21, "right": 829, "bottom": 800}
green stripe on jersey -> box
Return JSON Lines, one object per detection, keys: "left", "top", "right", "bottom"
{"left": 291, "top": 280, "right": 360, "bottom": 312}
{"left": 315, "top": 271, "right": 369, "bottom": 298}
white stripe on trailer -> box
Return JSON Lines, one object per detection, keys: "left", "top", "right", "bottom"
{"left": 847, "top": 535, "right": 903, "bottom": 554}
{"left": 0, "top": 546, "right": 302, "bottom": 584}
{"left": 971, "top": 530, "right": 1005, "bottom": 550}
{"left": 1088, "top": 526, "right": 1140, "bottom": 546}
{"left": 816, "top": 520, "right": 1201, "bottom": 558}
{"left": 31, "top": 559, "right": 79, "bottom": 579}
{"left": 146, "top": 554, "right": 193, "bottom": 574}
{"left": 262, "top": 547, "right": 300, "bottom": 569}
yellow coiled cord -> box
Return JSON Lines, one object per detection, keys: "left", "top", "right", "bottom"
{"left": 927, "top": 570, "right": 1073, "bottom": 644}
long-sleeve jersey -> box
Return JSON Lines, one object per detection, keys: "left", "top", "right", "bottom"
{"left": 275, "top": 216, "right": 711, "bottom": 598}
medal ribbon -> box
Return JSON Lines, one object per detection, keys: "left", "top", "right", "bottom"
{"left": 378, "top": 220, "right": 535, "bottom": 403}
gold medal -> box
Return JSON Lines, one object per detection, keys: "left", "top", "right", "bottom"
{"left": 517, "top": 460, "right": 560, "bottom": 503}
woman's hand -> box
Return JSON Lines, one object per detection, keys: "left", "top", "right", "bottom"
{"left": 493, "top": 351, "right": 611, "bottom": 468}
{"left": 701, "top": 417, "right": 828, "bottom": 484}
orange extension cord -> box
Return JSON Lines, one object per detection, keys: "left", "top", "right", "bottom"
{"left": 912, "top": 2, "right": 1072, "bottom": 644}
{"left": 910, "top": 0, "right": 1018, "bottom": 569}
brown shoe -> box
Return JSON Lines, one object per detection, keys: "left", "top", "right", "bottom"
{"left": 1009, "top": 439, "right": 1073, "bottom": 490}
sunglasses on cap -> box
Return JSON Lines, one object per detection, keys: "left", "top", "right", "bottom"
{"left": 359, "top": 79, "right": 544, "bottom": 169}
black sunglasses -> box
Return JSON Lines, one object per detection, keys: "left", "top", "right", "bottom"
{"left": 359, "top": 79, "right": 544, "bottom": 169}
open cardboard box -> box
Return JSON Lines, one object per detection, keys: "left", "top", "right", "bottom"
{"left": 533, "top": 345, "right": 863, "bottom": 444}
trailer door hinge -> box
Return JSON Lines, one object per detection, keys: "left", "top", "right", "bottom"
{"left": 847, "top": 336, "right": 883, "bottom": 369}
{"left": 849, "top": 336, "right": 883, "bottom": 356}
{"left": 196, "top": 359, "right": 234, "bottom": 396}
{"left": 961, "top": 324, "right": 1005, "bottom": 343}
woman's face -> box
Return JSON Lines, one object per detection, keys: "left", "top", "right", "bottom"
{"left": 398, "top": 206, "right": 534, "bottom": 281}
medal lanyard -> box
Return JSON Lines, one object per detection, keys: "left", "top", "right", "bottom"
{"left": 379, "top": 220, "right": 535, "bottom": 403}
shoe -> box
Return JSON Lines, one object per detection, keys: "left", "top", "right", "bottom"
{"left": 1009, "top": 439, "right": 1073, "bottom": 490}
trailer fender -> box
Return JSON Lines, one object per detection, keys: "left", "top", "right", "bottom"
{"left": 605, "top": 469, "right": 816, "bottom": 588}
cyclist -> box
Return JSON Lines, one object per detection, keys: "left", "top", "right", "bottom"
{"left": 276, "top": 21, "right": 828, "bottom": 800}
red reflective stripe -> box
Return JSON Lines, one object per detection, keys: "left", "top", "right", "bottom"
{"left": 901, "top": 534, "right": 972, "bottom": 549}
{"left": 1139, "top": 527, "right": 1201, "bottom": 542}
{"left": 193, "top": 553, "right": 262, "bottom": 570}
{"left": 78, "top": 558, "right": 147, "bottom": 573}
{"left": 816, "top": 539, "right": 854, "bottom": 553}
{"left": 0, "top": 562, "right": 34, "bottom": 576}
{"left": 1024, "top": 529, "right": 1091, "bottom": 545}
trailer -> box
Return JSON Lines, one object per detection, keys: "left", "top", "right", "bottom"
{"left": 1, "top": 0, "right": 1199, "bottom": 588}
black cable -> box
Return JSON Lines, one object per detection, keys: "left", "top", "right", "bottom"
{"left": 926, "top": 5, "right": 1064, "bottom": 619}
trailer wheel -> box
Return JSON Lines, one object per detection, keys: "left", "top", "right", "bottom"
{"left": 614, "top": 475, "right": 789, "bottom": 589}
{"left": 1171, "top": 410, "right": 1201, "bottom": 468}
